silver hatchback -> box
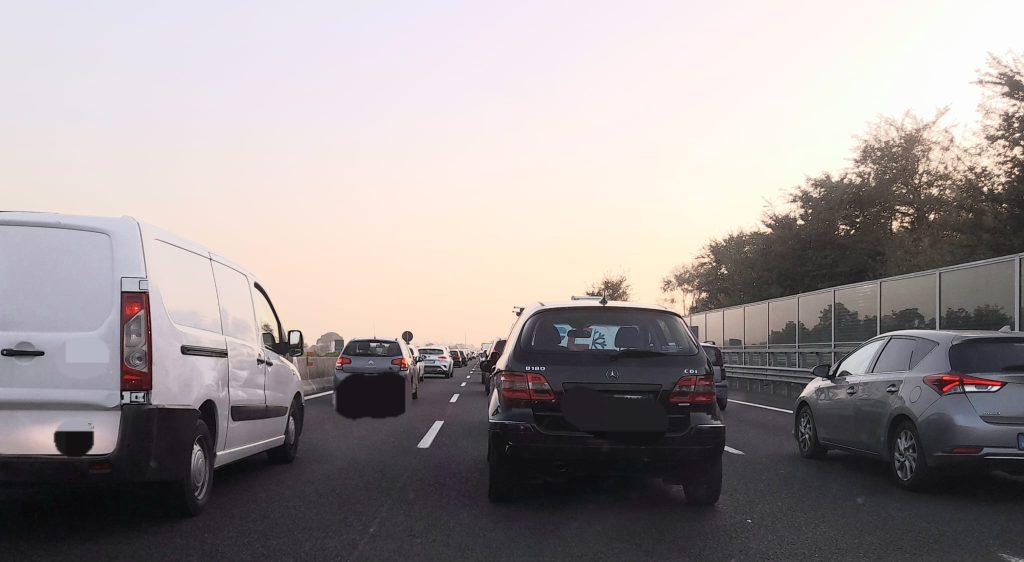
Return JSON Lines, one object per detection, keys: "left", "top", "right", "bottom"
{"left": 333, "top": 337, "right": 420, "bottom": 418}
{"left": 794, "top": 330, "right": 1024, "bottom": 490}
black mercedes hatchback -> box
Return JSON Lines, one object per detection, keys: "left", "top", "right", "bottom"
{"left": 483, "top": 299, "right": 725, "bottom": 504}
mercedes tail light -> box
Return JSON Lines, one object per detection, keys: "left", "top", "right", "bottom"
{"left": 924, "top": 373, "right": 1004, "bottom": 395}
{"left": 500, "top": 372, "right": 555, "bottom": 403}
{"left": 669, "top": 374, "right": 716, "bottom": 404}
{"left": 121, "top": 292, "right": 152, "bottom": 391}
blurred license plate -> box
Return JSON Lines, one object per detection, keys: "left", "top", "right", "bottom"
{"left": 562, "top": 388, "right": 668, "bottom": 433}
{"left": 1018, "top": 433, "right": 1024, "bottom": 450}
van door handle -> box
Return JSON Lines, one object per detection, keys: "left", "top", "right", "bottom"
{"left": 886, "top": 384, "right": 899, "bottom": 394}
{"left": 2, "top": 349, "right": 44, "bottom": 357}
{"left": 257, "top": 357, "right": 266, "bottom": 366}
{"left": 846, "top": 386, "right": 857, "bottom": 395}
{"left": 265, "top": 358, "right": 274, "bottom": 367}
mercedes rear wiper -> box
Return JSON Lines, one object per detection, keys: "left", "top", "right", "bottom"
{"left": 609, "top": 349, "right": 667, "bottom": 362}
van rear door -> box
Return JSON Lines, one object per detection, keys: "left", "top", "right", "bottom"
{"left": 0, "top": 222, "right": 125, "bottom": 455}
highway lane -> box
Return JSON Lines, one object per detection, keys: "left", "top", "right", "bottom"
{"left": 2, "top": 365, "right": 1024, "bottom": 561}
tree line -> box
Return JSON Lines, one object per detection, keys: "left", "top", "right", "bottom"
{"left": 660, "top": 53, "right": 1024, "bottom": 314}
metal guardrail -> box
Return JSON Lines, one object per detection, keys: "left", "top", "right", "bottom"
{"left": 725, "top": 364, "right": 816, "bottom": 385}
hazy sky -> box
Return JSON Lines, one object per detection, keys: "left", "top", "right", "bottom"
{"left": 3, "top": 0, "right": 1022, "bottom": 346}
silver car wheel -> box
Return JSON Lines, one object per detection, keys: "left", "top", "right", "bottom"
{"left": 893, "top": 429, "right": 918, "bottom": 481}
{"left": 798, "top": 410, "right": 814, "bottom": 451}
{"left": 190, "top": 437, "right": 211, "bottom": 502}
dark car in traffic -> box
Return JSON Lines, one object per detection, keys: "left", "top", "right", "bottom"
{"left": 452, "top": 350, "right": 466, "bottom": 368}
{"left": 484, "top": 300, "right": 725, "bottom": 504}
{"left": 480, "top": 339, "right": 506, "bottom": 393}
{"left": 700, "top": 343, "right": 728, "bottom": 410}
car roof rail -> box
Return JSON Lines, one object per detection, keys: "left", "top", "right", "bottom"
{"left": 571, "top": 295, "right": 608, "bottom": 305}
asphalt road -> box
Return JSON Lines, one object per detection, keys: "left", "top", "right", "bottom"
{"left": 3, "top": 365, "right": 1024, "bottom": 561}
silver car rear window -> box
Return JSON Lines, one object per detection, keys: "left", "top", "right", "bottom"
{"left": 949, "top": 338, "right": 1024, "bottom": 373}
{"left": 343, "top": 340, "right": 402, "bottom": 357}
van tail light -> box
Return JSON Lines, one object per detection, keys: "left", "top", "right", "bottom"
{"left": 669, "top": 374, "right": 716, "bottom": 404}
{"left": 391, "top": 357, "right": 409, "bottom": 371}
{"left": 500, "top": 372, "right": 556, "bottom": 403}
{"left": 121, "top": 292, "right": 152, "bottom": 391}
{"left": 336, "top": 356, "right": 352, "bottom": 370}
{"left": 924, "top": 373, "right": 1005, "bottom": 395}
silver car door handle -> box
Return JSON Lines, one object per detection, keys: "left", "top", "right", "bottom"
{"left": 257, "top": 357, "right": 266, "bottom": 366}
{"left": 886, "top": 384, "right": 899, "bottom": 394}
{"left": 846, "top": 386, "right": 857, "bottom": 395}
{"left": 265, "top": 358, "right": 274, "bottom": 367}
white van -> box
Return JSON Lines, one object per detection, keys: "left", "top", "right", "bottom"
{"left": 0, "top": 213, "right": 306, "bottom": 515}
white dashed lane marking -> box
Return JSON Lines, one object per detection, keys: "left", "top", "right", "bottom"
{"left": 460, "top": 382, "right": 466, "bottom": 387}
{"left": 450, "top": 394, "right": 460, "bottom": 403}
{"left": 724, "top": 446, "right": 745, "bottom": 455}
{"left": 306, "top": 390, "right": 332, "bottom": 399}
{"left": 728, "top": 399, "right": 793, "bottom": 414}
{"left": 417, "top": 421, "right": 445, "bottom": 449}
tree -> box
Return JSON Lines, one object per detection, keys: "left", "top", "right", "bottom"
{"left": 314, "top": 332, "right": 345, "bottom": 355}
{"left": 586, "top": 273, "right": 631, "bottom": 301}
{"left": 977, "top": 53, "right": 1024, "bottom": 255}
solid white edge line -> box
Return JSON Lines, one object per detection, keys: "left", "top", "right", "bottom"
{"left": 417, "top": 421, "right": 445, "bottom": 449}
{"left": 724, "top": 446, "right": 745, "bottom": 455}
{"left": 460, "top": 382, "right": 466, "bottom": 387}
{"left": 728, "top": 399, "right": 793, "bottom": 414}
{"left": 306, "top": 390, "right": 332, "bottom": 400}
{"left": 450, "top": 393, "right": 460, "bottom": 403}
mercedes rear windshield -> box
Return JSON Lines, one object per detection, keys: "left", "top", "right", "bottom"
{"left": 518, "top": 308, "right": 699, "bottom": 356}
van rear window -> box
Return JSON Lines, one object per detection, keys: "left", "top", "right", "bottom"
{"left": 949, "top": 338, "right": 1024, "bottom": 373}
{"left": 0, "top": 226, "right": 115, "bottom": 332}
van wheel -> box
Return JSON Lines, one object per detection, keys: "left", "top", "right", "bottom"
{"left": 681, "top": 455, "right": 722, "bottom": 506}
{"left": 169, "top": 419, "right": 214, "bottom": 516}
{"left": 267, "top": 400, "right": 302, "bottom": 464}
